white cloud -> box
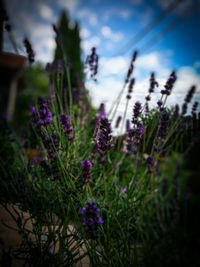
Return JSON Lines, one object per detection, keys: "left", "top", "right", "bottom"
{"left": 81, "top": 36, "right": 101, "bottom": 52}
{"left": 101, "top": 26, "right": 124, "bottom": 42}
{"left": 39, "top": 3, "right": 54, "bottom": 20}
{"left": 100, "top": 56, "right": 129, "bottom": 76}
{"left": 86, "top": 77, "right": 123, "bottom": 108}
{"left": 174, "top": 67, "right": 200, "bottom": 94}
{"left": 89, "top": 15, "right": 98, "bottom": 26}
{"left": 103, "top": 8, "right": 133, "bottom": 21}
{"left": 31, "top": 24, "right": 53, "bottom": 40}
{"left": 77, "top": 8, "right": 98, "bottom": 26}
{"left": 135, "top": 52, "right": 171, "bottom": 77}
{"left": 34, "top": 36, "right": 56, "bottom": 63}
{"left": 57, "top": 0, "right": 80, "bottom": 13}
{"left": 80, "top": 28, "right": 91, "bottom": 39}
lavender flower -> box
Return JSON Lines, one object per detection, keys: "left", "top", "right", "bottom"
{"left": 145, "top": 102, "right": 149, "bottom": 117}
{"left": 192, "top": 101, "right": 199, "bottom": 115}
{"left": 161, "top": 71, "right": 176, "bottom": 96}
{"left": 126, "top": 78, "right": 135, "bottom": 99}
{"left": 81, "top": 202, "right": 104, "bottom": 239}
{"left": 40, "top": 158, "right": 60, "bottom": 181}
{"left": 39, "top": 131, "right": 59, "bottom": 162}
{"left": 40, "top": 160, "right": 52, "bottom": 176}
{"left": 181, "top": 86, "right": 196, "bottom": 116}
{"left": 181, "top": 103, "right": 187, "bottom": 116}
{"left": 95, "top": 117, "right": 113, "bottom": 164}
{"left": 146, "top": 155, "right": 154, "bottom": 172}
{"left": 45, "top": 60, "right": 64, "bottom": 77}
{"left": 184, "top": 85, "right": 196, "bottom": 103}
{"left": 132, "top": 101, "right": 142, "bottom": 124}
{"left": 81, "top": 160, "right": 93, "bottom": 184}
{"left": 59, "top": 114, "right": 75, "bottom": 141}
{"left": 30, "top": 97, "right": 53, "bottom": 129}
{"left": 23, "top": 38, "right": 35, "bottom": 63}
{"left": 115, "top": 116, "right": 122, "bottom": 128}
{"left": 126, "top": 119, "right": 130, "bottom": 132}
{"left": 85, "top": 47, "right": 98, "bottom": 82}
{"left": 30, "top": 156, "right": 43, "bottom": 167}
{"left": 157, "top": 111, "right": 170, "bottom": 142}
{"left": 94, "top": 103, "right": 107, "bottom": 137}
{"left": 125, "top": 51, "right": 137, "bottom": 83}
{"left": 157, "top": 100, "right": 163, "bottom": 107}
{"left": 125, "top": 121, "right": 144, "bottom": 155}
{"left": 126, "top": 102, "right": 144, "bottom": 155}
{"left": 125, "top": 129, "right": 134, "bottom": 155}
{"left": 149, "top": 72, "right": 159, "bottom": 93}
{"left": 97, "top": 103, "right": 106, "bottom": 118}
{"left": 145, "top": 72, "right": 158, "bottom": 101}
{"left": 172, "top": 104, "right": 179, "bottom": 120}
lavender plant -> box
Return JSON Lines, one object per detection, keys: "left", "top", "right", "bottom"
{"left": 0, "top": 29, "right": 199, "bottom": 267}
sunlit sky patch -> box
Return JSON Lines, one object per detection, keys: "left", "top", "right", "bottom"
{"left": 4, "top": 0, "right": 200, "bottom": 129}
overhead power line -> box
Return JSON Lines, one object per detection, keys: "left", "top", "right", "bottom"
{"left": 114, "top": 0, "right": 183, "bottom": 56}
{"left": 139, "top": 2, "right": 199, "bottom": 54}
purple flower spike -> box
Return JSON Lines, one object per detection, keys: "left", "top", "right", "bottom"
{"left": 85, "top": 47, "right": 99, "bottom": 82}
{"left": 161, "top": 71, "right": 177, "bottom": 96}
{"left": 30, "top": 97, "right": 53, "bottom": 129}
{"left": 132, "top": 101, "right": 142, "bottom": 124}
{"left": 81, "top": 160, "right": 93, "bottom": 184}
{"left": 146, "top": 155, "right": 154, "bottom": 173}
{"left": 125, "top": 121, "right": 144, "bottom": 155}
{"left": 94, "top": 117, "right": 113, "bottom": 164}
{"left": 115, "top": 116, "right": 122, "bottom": 128}
{"left": 23, "top": 38, "right": 35, "bottom": 63}
{"left": 125, "top": 51, "right": 137, "bottom": 83}
{"left": 59, "top": 114, "right": 75, "bottom": 141}
{"left": 97, "top": 217, "right": 104, "bottom": 223}
{"left": 157, "top": 112, "right": 170, "bottom": 142}
{"left": 81, "top": 202, "right": 104, "bottom": 239}
{"left": 97, "top": 103, "right": 106, "bottom": 118}
{"left": 81, "top": 208, "right": 86, "bottom": 214}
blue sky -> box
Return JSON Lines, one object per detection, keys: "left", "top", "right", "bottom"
{"left": 4, "top": 0, "right": 200, "bottom": 130}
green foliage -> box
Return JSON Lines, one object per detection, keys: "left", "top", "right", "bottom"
{"left": 0, "top": 25, "right": 199, "bottom": 266}
{"left": 14, "top": 62, "right": 49, "bottom": 128}
{"left": 54, "top": 10, "right": 84, "bottom": 96}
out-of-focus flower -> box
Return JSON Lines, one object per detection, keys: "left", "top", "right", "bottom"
{"left": 85, "top": 47, "right": 98, "bottom": 82}
{"left": 125, "top": 51, "right": 137, "bottom": 84}
{"left": 81, "top": 202, "right": 104, "bottom": 239}
{"left": 59, "top": 114, "right": 75, "bottom": 141}
{"left": 81, "top": 160, "right": 93, "bottom": 184}
{"left": 23, "top": 38, "right": 35, "bottom": 63}
{"left": 192, "top": 101, "right": 199, "bottom": 115}
{"left": 94, "top": 117, "right": 113, "bottom": 164}
{"left": 161, "top": 71, "right": 176, "bottom": 96}
{"left": 132, "top": 101, "right": 142, "bottom": 124}
{"left": 115, "top": 116, "right": 122, "bottom": 128}
{"left": 157, "top": 111, "right": 170, "bottom": 142}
